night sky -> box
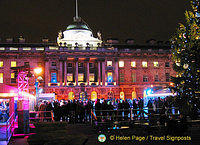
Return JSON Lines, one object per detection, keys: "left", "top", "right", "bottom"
{"left": 0, "top": 0, "right": 191, "bottom": 44}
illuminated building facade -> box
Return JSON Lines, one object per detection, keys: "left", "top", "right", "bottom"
{"left": 0, "top": 15, "right": 176, "bottom": 101}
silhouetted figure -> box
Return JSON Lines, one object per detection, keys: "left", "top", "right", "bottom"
{"left": 132, "top": 99, "right": 138, "bottom": 119}
{"left": 138, "top": 98, "right": 144, "bottom": 119}
{"left": 166, "top": 115, "right": 178, "bottom": 135}
{"left": 123, "top": 100, "right": 130, "bottom": 120}
{"left": 118, "top": 100, "right": 123, "bottom": 121}
{"left": 95, "top": 99, "right": 101, "bottom": 122}
{"left": 177, "top": 114, "right": 188, "bottom": 135}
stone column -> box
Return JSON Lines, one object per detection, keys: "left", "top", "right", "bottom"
{"left": 87, "top": 61, "right": 90, "bottom": 85}
{"left": 98, "top": 61, "right": 101, "bottom": 85}
{"left": 75, "top": 60, "right": 78, "bottom": 86}
{"left": 115, "top": 59, "right": 119, "bottom": 85}
{"left": 102, "top": 61, "right": 106, "bottom": 86}
{"left": 59, "top": 61, "right": 63, "bottom": 86}
{"left": 45, "top": 60, "right": 50, "bottom": 87}
{"left": 64, "top": 61, "right": 67, "bottom": 85}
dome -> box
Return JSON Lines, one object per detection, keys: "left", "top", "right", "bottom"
{"left": 66, "top": 21, "right": 92, "bottom": 31}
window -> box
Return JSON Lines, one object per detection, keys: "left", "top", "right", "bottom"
{"left": 51, "top": 73, "right": 57, "bottom": 83}
{"left": 0, "top": 61, "right": 3, "bottom": 68}
{"left": 24, "top": 62, "right": 29, "bottom": 66}
{"left": 38, "top": 62, "right": 42, "bottom": 67}
{"left": 119, "top": 61, "right": 124, "bottom": 67}
{"left": 89, "top": 63, "right": 94, "bottom": 68}
{"left": 68, "top": 63, "right": 73, "bottom": 68}
{"left": 78, "top": 63, "right": 84, "bottom": 68}
{"left": 107, "top": 72, "right": 113, "bottom": 82}
{"left": 0, "top": 73, "right": 3, "bottom": 83}
{"left": 51, "top": 62, "right": 56, "bottom": 66}
{"left": 155, "top": 75, "right": 159, "bottom": 82}
{"left": 11, "top": 73, "right": 15, "bottom": 79}
{"left": 89, "top": 73, "right": 95, "bottom": 82}
{"left": 153, "top": 62, "right": 159, "bottom": 67}
{"left": 165, "top": 62, "right": 170, "bottom": 67}
{"left": 78, "top": 73, "right": 84, "bottom": 82}
{"left": 67, "top": 73, "right": 73, "bottom": 82}
{"left": 11, "top": 61, "right": 16, "bottom": 67}
{"left": 11, "top": 73, "right": 16, "bottom": 83}
{"left": 142, "top": 61, "right": 147, "bottom": 67}
{"left": 132, "top": 73, "right": 136, "bottom": 82}
{"left": 143, "top": 75, "right": 148, "bottom": 82}
{"left": 119, "top": 73, "right": 124, "bottom": 82}
{"left": 131, "top": 61, "right": 136, "bottom": 67}
{"left": 107, "top": 61, "right": 112, "bottom": 66}
{"left": 166, "top": 73, "right": 170, "bottom": 82}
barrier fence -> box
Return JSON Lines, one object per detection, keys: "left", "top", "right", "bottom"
{"left": 0, "top": 112, "right": 15, "bottom": 141}
{"left": 29, "top": 111, "right": 54, "bottom": 123}
{"left": 91, "top": 107, "right": 180, "bottom": 126}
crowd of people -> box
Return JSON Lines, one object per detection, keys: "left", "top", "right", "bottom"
{"left": 34, "top": 96, "right": 196, "bottom": 135}
{"left": 36, "top": 96, "right": 181, "bottom": 123}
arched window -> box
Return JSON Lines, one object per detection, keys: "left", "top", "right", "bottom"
{"left": 132, "top": 91, "right": 137, "bottom": 100}
{"left": 120, "top": 92, "right": 125, "bottom": 100}
{"left": 68, "top": 92, "right": 74, "bottom": 100}
{"left": 91, "top": 91, "right": 97, "bottom": 101}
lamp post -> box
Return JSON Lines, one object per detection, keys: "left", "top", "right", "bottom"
{"left": 34, "top": 67, "right": 42, "bottom": 108}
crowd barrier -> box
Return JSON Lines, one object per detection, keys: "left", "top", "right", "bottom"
{"left": 29, "top": 111, "right": 54, "bottom": 122}
{"left": 91, "top": 107, "right": 180, "bottom": 126}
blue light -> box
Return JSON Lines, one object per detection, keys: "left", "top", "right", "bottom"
{"left": 146, "top": 88, "right": 153, "bottom": 95}
{"left": 107, "top": 76, "right": 113, "bottom": 82}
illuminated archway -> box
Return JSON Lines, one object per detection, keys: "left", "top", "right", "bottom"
{"left": 132, "top": 91, "right": 137, "bottom": 100}
{"left": 68, "top": 92, "right": 74, "bottom": 100}
{"left": 80, "top": 92, "right": 87, "bottom": 101}
{"left": 91, "top": 91, "right": 97, "bottom": 101}
{"left": 120, "top": 92, "right": 125, "bottom": 100}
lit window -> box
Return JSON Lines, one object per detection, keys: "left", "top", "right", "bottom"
{"left": 38, "top": 62, "right": 42, "bottom": 67}
{"left": 132, "top": 73, "right": 136, "bottom": 82}
{"left": 153, "top": 61, "right": 159, "bottom": 67}
{"left": 11, "top": 73, "right": 15, "bottom": 79}
{"left": 107, "top": 72, "right": 113, "bottom": 82}
{"left": 89, "top": 73, "right": 95, "bottom": 82}
{"left": 155, "top": 75, "right": 159, "bottom": 82}
{"left": 67, "top": 73, "right": 73, "bottom": 82}
{"left": 107, "top": 61, "right": 112, "bottom": 66}
{"left": 119, "top": 61, "right": 124, "bottom": 67}
{"left": 0, "top": 61, "right": 3, "bottom": 67}
{"left": 24, "top": 62, "right": 29, "bottom": 66}
{"left": 11, "top": 73, "right": 16, "bottom": 83}
{"left": 131, "top": 61, "right": 136, "bottom": 67}
{"left": 78, "top": 73, "right": 84, "bottom": 82}
{"left": 142, "top": 61, "right": 147, "bottom": 67}
{"left": 51, "top": 73, "right": 57, "bottom": 83}
{"left": 0, "top": 73, "right": 3, "bottom": 83}
{"left": 11, "top": 61, "right": 16, "bottom": 67}
{"left": 78, "top": 63, "right": 84, "bottom": 68}
{"left": 143, "top": 76, "right": 148, "bottom": 82}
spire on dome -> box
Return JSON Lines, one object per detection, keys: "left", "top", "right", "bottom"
{"left": 74, "top": 0, "right": 81, "bottom": 22}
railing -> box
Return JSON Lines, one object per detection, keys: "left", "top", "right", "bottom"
{"left": 91, "top": 107, "right": 180, "bottom": 127}
{"left": 29, "top": 111, "right": 54, "bottom": 123}
{"left": 5, "top": 112, "right": 15, "bottom": 141}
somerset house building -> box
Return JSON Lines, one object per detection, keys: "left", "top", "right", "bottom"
{"left": 0, "top": 13, "right": 176, "bottom": 101}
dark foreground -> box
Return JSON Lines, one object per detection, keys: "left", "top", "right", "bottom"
{"left": 8, "top": 122, "right": 200, "bottom": 145}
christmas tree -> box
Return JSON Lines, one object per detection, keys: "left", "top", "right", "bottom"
{"left": 170, "top": 0, "right": 200, "bottom": 117}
